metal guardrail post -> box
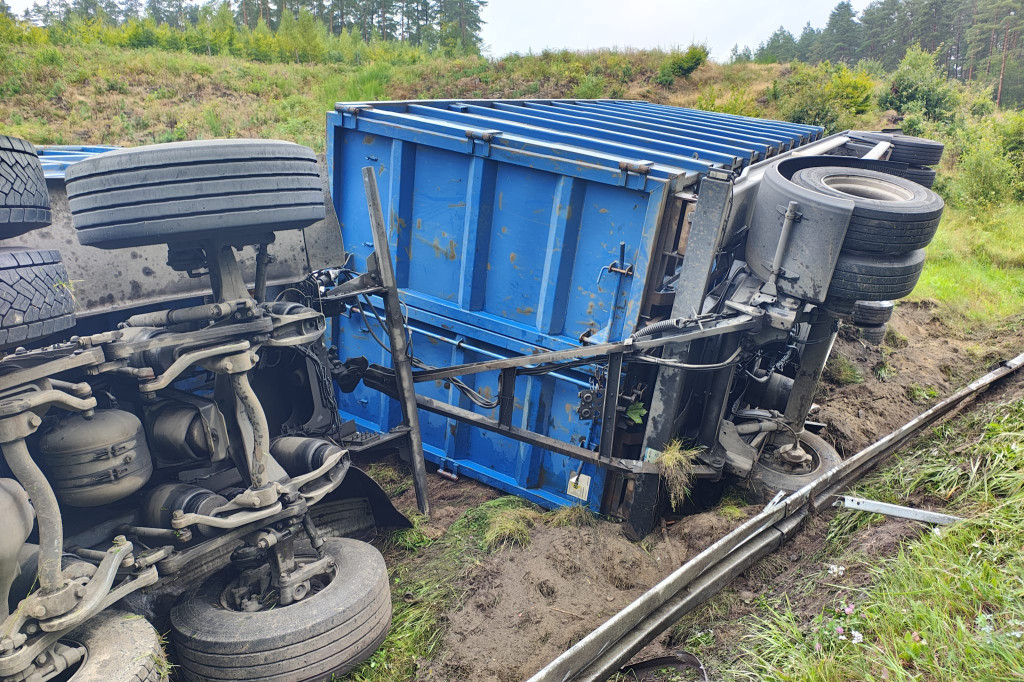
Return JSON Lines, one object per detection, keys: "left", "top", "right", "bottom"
{"left": 361, "top": 167, "right": 430, "bottom": 517}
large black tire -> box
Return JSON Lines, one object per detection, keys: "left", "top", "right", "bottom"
{"left": 59, "top": 610, "right": 168, "bottom": 681}
{"left": 65, "top": 140, "right": 325, "bottom": 250}
{"left": 748, "top": 432, "right": 841, "bottom": 501}
{"left": 828, "top": 249, "right": 926, "bottom": 301}
{"left": 903, "top": 165, "right": 937, "bottom": 189}
{"left": 0, "top": 249, "right": 76, "bottom": 350}
{"left": 170, "top": 537, "right": 391, "bottom": 682}
{"left": 792, "top": 166, "right": 943, "bottom": 253}
{"left": 855, "top": 132, "right": 945, "bottom": 166}
{"left": 0, "top": 135, "right": 51, "bottom": 239}
{"left": 860, "top": 324, "right": 887, "bottom": 346}
{"left": 852, "top": 299, "right": 894, "bottom": 326}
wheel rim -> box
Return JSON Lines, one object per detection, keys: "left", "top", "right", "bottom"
{"left": 820, "top": 173, "right": 916, "bottom": 202}
{"left": 760, "top": 436, "right": 829, "bottom": 477}
{"left": 219, "top": 556, "right": 337, "bottom": 613}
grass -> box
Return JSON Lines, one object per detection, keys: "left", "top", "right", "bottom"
{"left": 910, "top": 204, "right": 1024, "bottom": 329}
{"left": 732, "top": 397, "right": 1024, "bottom": 681}
{"left": 657, "top": 440, "right": 703, "bottom": 510}
{"left": 823, "top": 354, "right": 863, "bottom": 387}
{"left": 345, "top": 496, "right": 541, "bottom": 681}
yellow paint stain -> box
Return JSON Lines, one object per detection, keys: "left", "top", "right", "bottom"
{"left": 416, "top": 218, "right": 423, "bottom": 230}
{"left": 586, "top": 301, "right": 595, "bottom": 316}
{"left": 499, "top": 192, "right": 503, "bottom": 210}
{"left": 509, "top": 252, "right": 517, "bottom": 264}
{"left": 430, "top": 237, "right": 444, "bottom": 259}
{"left": 599, "top": 208, "right": 609, "bottom": 214}
{"left": 447, "top": 239, "right": 458, "bottom": 260}
{"left": 516, "top": 306, "right": 535, "bottom": 315}
{"left": 487, "top": 262, "right": 492, "bottom": 271}
{"left": 501, "top": 226, "right": 508, "bottom": 234}
{"left": 448, "top": 202, "right": 466, "bottom": 208}
{"left": 362, "top": 135, "right": 376, "bottom": 144}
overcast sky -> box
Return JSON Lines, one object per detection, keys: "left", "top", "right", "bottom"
{"left": 481, "top": 0, "right": 873, "bottom": 61}
{"left": 4, "top": 0, "right": 873, "bottom": 61}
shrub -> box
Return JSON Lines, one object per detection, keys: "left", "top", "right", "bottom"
{"left": 950, "top": 135, "right": 1019, "bottom": 205}
{"left": 879, "top": 44, "right": 959, "bottom": 122}
{"left": 656, "top": 43, "right": 708, "bottom": 85}
{"left": 774, "top": 61, "right": 876, "bottom": 133}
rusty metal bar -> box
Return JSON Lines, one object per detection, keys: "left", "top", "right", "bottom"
{"left": 361, "top": 166, "right": 430, "bottom": 517}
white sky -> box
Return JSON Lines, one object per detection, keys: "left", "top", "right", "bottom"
{"left": 480, "top": 0, "right": 873, "bottom": 61}
{"left": 3, "top": 0, "right": 873, "bottom": 61}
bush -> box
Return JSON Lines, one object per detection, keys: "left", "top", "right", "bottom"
{"left": 949, "top": 135, "right": 1019, "bottom": 205}
{"left": 879, "top": 44, "right": 959, "bottom": 122}
{"left": 774, "top": 61, "right": 876, "bottom": 133}
{"left": 656, "top": 44, "right": 708, "bottom": 85}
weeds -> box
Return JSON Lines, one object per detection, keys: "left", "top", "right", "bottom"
{"left": 657, "top": 440, "right": 702, "bottom": 510}
{"left": 823, "top": 354, "right": 862, "bottom": 386}
{"left": 906, "top": 383, "right": 938, "bottom": 404}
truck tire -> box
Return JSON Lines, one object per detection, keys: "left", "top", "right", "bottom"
{"left": 828, "top": 249, "right": 925, "bottom": 301}
{"left": 860, "top": 324, "right": 887, "bottom": 345}
{"left": 0, "top": 249, "right": 76, "bottom": 350}
{"left": 791, "top": 166, "right": 943, "bottom": 253}
{"left": 171, "top": 537, "right": 391, "bottom": 682}
{"left": 748, "top": 432, "right": 841, "bottom": 501}
{"left": 903, "top": 165, "right": 936, "bottom": 189}
{"left": 58, "top": 610, "right": 168, "bottom": 681}
{"left": 65, "top": 139, "right": 325, "bottom": 250}
{"left": 856, "top": 132, "right": 944, "bottom": 166}
{"left": 0, "top": 135, "right": 51, "bottom": 239}
{"left": 852, "top": 299, "right": 894, "bottom": 326}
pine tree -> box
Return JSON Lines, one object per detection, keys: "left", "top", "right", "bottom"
{"left": 815, "top": 1, "right": 862, "bottom": 63}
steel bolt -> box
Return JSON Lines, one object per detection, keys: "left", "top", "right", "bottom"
{"left": 172, "top": 510, "right": 184, "bottom": 520}
{"left": 36, "top": 654, "right": 47, "bottom": 665}
{"left": 28, "top": 605, "right": 45, "bottom": 619}
{"left": 74, "top": 585, "right": 87, "bottom": 598}
{"left": 28, "top": 415, "right": 41, "bottom": 428}
{"left": 112, "top": 534, "right": 127, "bottom": 546}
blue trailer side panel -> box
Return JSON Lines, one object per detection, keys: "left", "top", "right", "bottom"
{"left": 326, "top": 99, "right": 825, "bottom": 510}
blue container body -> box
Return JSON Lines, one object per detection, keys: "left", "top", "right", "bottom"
{"left": 326, "top": 99, "right": 824, "bottom": 509}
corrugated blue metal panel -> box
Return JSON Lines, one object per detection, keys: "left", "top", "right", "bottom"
{"left": 36, "top": 145, "right": 119, "bottom": 179}
{"left": 328, "top": 99, "right": 822, "bottom": 351}
{"left": 331, "top": 303, "right": 607, "bottom": 511}
{"left": 326, "top": 99, "right": 824, "bottom": 508}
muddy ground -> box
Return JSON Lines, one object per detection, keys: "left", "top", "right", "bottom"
{"left": 379, "top": 304, "right": 1024, "bottom": 682}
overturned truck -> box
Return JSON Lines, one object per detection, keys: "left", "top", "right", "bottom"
{"left": 0, "top": 100, "right": 943, "bottom": 682}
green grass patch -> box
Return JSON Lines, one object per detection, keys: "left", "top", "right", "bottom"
{"left": 344, "top": 496, "right": 541, "bottom": 681}
{"left": 823, "top": 353, "right": 863, "bottom": 387}
{"left": 911, "top": 204, "right": 1024, "bottom": 327}
{"left": 734, "top": 397, "right": 1024, "bottom": 681}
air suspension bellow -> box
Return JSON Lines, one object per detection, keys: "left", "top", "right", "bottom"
{"left": 38, "top": 409, "right": 153, "bottom": 507}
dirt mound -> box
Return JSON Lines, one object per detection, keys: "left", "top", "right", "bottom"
{"left": 818, "top": 302, "right": 1024, "bottom": 455}
{"left": 419, "top": 507, "right": 757, "bottom": 682}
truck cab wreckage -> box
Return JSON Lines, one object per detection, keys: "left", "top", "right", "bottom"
{"left": 0, "top": 100, "right": 946, "bottom": 682}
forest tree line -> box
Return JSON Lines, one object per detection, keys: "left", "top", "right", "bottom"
{"left": 736, "top": 0, "right": 1023, "bottom": 105}
{"left": 0, "top": 0, "right": 486, "bottom": 55}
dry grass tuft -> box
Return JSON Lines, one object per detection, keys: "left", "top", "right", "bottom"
{"left": 658, "top": 439, "right": 703, "bottom": 510}
{"left": 483, "top": 506, "right": 543, "bottom": 551}
{"left": 545, "top": 504, "right": 597, "bottom": 528}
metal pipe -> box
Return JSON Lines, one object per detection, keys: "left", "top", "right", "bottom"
{"left": 862, "top": 140, "right": 893, "bottom": 160}
{"left": 123, "top": 300, "right": 241, "bottom": 328}
{"left": 762, "top": 201, "right": 800, "bottom": 297}
{"left": 229, "top": 372, "right": 269, "bottom": 488}
{"left": 362, "top": 166, "right": 430, "bottom": 518}
{"left": 254, "top": 243, "right": 270, "bottom": 303}
{"left": 2, "top": 438, "right": 63, "bottom": 593}
{"left": 789, "top": 135, "right": 851, "bottom": 158}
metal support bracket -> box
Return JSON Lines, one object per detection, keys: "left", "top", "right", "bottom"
{"left": 837, "top": 496, "right": 963, "bottom": 525}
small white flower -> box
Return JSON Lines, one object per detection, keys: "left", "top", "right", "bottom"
{"left": 852, "top": 630, "right": 864, "bottom": 644}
